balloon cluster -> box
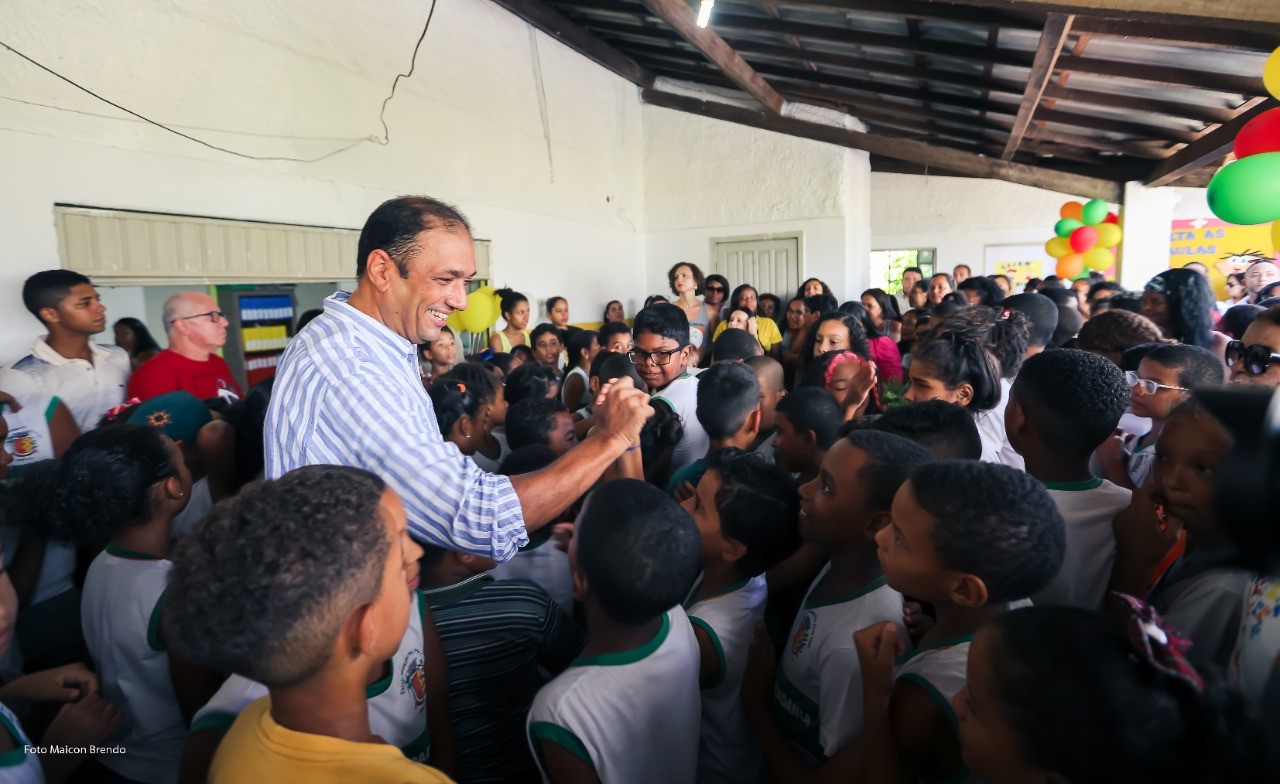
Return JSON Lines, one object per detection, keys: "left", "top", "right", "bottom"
{"left": 1207, "top": 46, "right": 1280, "bottom": 248}
{"left": 1045, "top": 198, "right": 1122, "bottom": 279}
{"left": 445, "top": 285, "right": 502, "bottom": 334}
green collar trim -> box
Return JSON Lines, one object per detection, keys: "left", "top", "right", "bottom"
{"left": 1043, "top": 476, "right": 1104, "bottom": 491}
{"left": 686, "top": 577, "right": 750, "bottom": 607}
{"left": 895, "top": 632, "right": 974, "bottom": 666}
{"left": 365, "top": 660, "right": 394, "bottom": 699}
{"left": 805, "top": 574, "right": 888, "bottom": 610}
{"left": 572, "top": 612, "right": 670, "bottom": 668}
{"left": 106, "top": 543, "right": 162, "bottom": 560}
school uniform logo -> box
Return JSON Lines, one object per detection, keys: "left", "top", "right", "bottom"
{"left": 791, "top": 611, "right": 817, "bottom": 656}
{"left": 6, "top": 427, "right": 36, "bottom": 458}
{"left": 400, "top": 649, "right": 427, "bottom": 711}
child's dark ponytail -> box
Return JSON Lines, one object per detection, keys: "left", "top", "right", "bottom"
{"left": 989, "top": 603, "right": 1271, "bottom": 784}
{"left": 495, "top": 288, "right": 527, "bottom": 318}
{"left": 427, "top": 374, "right": 489, "bottom": 437}
{"left": 911, "top": 316, "right": 1002, "bottom": 411}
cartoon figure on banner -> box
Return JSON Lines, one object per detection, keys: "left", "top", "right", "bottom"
{"left": 1044, "top": 199, "right": 1122, "bottom": 280}
{"left": 1217, "top": 250, "right": 1272, "bottom": 282}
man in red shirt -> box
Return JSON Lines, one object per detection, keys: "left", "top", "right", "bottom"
{"left": 128, "top": 291, "right": 242, "bottom": 402}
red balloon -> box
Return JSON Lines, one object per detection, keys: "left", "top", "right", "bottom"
{"left": 1103, "top": 213, "right": 1119, "bottom": 225}
{"left": 1234, "top": 108, "right": 1280, "bottom": 160}
{"left": 1070, "top": 225, "right": 1098, "bottom": 253}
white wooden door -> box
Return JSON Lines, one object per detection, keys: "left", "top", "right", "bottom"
{"left": 713, "top": 236, "right": 802, "bottom": 300}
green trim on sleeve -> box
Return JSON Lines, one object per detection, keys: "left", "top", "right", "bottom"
{"left": 896, "top": 674, "right": 959, "bottom": 733}
{"left": 689, "top": 616, "right": 727, "bottom": 690}
{"left": 364, "top": 660, "right": 394, "bottom": 699}
{"left": 44, "top": 396, "right": 60, "bottom": 423}
{"left": 188, "top": 711, "right": 238, "bottom": 735}
{"left": 0, "top": 711, "right": 28, "bottom": 768}
{"left": 804, "top": 575, "right": 888, "bottom": 610}
{"left": 529, "top": 721, "right": 593, "bottom": 766}
{"left": 1043, "top": 476, "right": 1104, "bottom": 491}
{"left": 147, "top": 591, "right": 168, "bottom": 652}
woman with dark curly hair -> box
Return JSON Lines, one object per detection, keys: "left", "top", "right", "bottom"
{"left": 1142, "top": 268, "right": 1230, "bottom": 361}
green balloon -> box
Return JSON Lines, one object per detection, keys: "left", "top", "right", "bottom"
{"left": 1082, "top": 198, "right": 1109, "bottom": 225}
{"left": 1054, "top": 218, "right": 1084, "bottom": 238}
{"left": 1208, "top": 152, "right": 1280, "bottom": 225}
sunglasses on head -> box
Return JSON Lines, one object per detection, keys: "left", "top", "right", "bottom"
{"left": 705, "top": 285, "right": 726, "bottom": 293}
{"left": 1226, "top": 340, "right": 1280, "bottom": 376}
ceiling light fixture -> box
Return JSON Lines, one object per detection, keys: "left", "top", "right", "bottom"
{"left": 696, "top": 0, "right": 715, "bottom": 28}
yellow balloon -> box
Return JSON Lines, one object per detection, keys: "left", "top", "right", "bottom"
{"left": 1095, "top": 223, "right": 1122, "bottom": 248}
{"left": 1266, "top": 47, "right": 1280, "bottom": 101}
{"left": 1045, "top": 236, "right": 1072, "bottom": 258}
{"left": 1273, "top": 218, "right": 1280, "bottom": 250}
{"left": 1084, "top": 247, "right": 1115, "bottom": 271}
{"left": 445, "top": 310, "right": 466, "bottom": 333}
{"left": 458, "top": 289, "right": 497, "bottom": 332}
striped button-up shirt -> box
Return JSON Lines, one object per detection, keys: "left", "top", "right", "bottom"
{"left": 265, "top": 292, "right": 527, "bottom": 560}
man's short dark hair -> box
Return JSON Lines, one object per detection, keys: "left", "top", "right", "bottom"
{"left": 356, "top": 196, "right": 471, "bottom": 278}
{"left": 903, "top": 266, "right": 922, "bottom": 277}
{"left": 696, "top": 362, "right": 761, "bottom": 440}
{"left": 1002, "top": 293, "right": 1059, "bottom": 349}
{"left": 703, "top": 450, "right": 800, "bottom": 577}
{"left": 776, "top": 388, "right": 842, "bottom": 450}
{"left": 805, "top": 293, "right": 839, "bottom": 316}
{"left": 530, "top": 323, "right": 560, "bottom": 347}
{"left": 165, "top": 466, "right": 390, "bottom": 687}
{"left": 911, "top": 461, "right": 1066, "bottom": 603}
{"left": 497, "top": 444, "right": 559, "bottom": 475}
{"left": 844, "top": 431, "right": 935, "bottom": 512}
{"left": 1143, "top": 344, "right": 1224, "bottom": 389}
{"left": 1040, "top": 287, "right": 1076, "bottom": 308}
{"left": 597, "top": 320, "right": 631, "bottom": 347}
{"left": 712, "top": 329, "right": 763, "bottom": 363}
{"left": 871, "top": 400, "right": 982, "bottom": 460}
{"left": 576, "top": 479, "right": 701, "bottom": 624}
{"left": 1086, "top": 281, "right": 1125, "bottom": 302}
{"left": 1013, "top": 349, "right": 1129, "bottom": 456}
{"left": 22, "top": 270, "right": 93, "bottom": 322}
{"left": 504, "top": 363, "right": 560, "bottom": 406}
{"left": 506, "top": 397, "right": 569, "bottom": 451}
{"left": 632, "top": 303, "right": 690, "bottom": 348}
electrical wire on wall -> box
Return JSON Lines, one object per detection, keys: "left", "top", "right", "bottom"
{"left": 0, "top": 0, "right": 438, "bottom": 163}
{"left": 528, "top": 26, "right": 555, "bottom": 184}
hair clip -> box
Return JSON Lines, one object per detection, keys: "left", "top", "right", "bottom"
{"left": 105, "top": 398, "right": 142, "bottom": 422}
{"left": 455, "top": 383, "right": 468, "bottom": 393}
{"left": 1113, "top": 592, "right": 1203, "bottom": 693}
{"left": 998, "top": 308, "right": 1013, "bottom": 321}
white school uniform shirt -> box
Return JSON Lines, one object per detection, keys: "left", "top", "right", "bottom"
{"left": 489, "top": 536, "right": 573, "bottom": 613}
{"left": 168, "top": 476, "right": 212, "bottom": 541}
{"left": 560, "top": 366, "right": 589, "bottom": 406}
{"left": 685, "top": 575, "right": 768, "bottom": 784}
{"left": 1128, "top": 440, "right": 1157, "bottom": 490}
{"left": 469, "top": 430, "right": 510, "bottom": 474}
{"left": 975, "top": 379, "right": 1024, "bottom": 470}
{"left": 1151, "top": 553, "right": 1254, "bottom": 670}
{"left": 1232, "top": 576, "right": 1280, "bottom": 702}
{"left": 192, "top": 592, "right": 432, "bottom": 762}
{"left": 653, "top": 373, "right": 710, "bottom": 474}
{"left": 6, "top": 340, "right": 131, "bottom": 433}
{"left": 527, "top": 606, "right": 701, "bottom": 784}
{"left": 81, "top": 547, "right": 182, "bottom": 783}
{"left": 2, "top": 393, "right": 57, "bottom": 469}
{"left": 1032, "top": 478, "right": 1132, "bottom": 611}
{"left": 773, "top": 567, "right": 906, "bottom": 762}
{"left": 0, "top": 701, "right": 42, "bottom": 783}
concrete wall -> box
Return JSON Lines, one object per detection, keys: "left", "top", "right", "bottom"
{"left": 0, "top": 0, "right": 646, "bottom": 360}
{"left": 643, "top": 102, "right": 873, "bottom": 302}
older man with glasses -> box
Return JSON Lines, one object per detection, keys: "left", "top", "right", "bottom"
{"left": 127, "top": 291, "right": 242, "bottom": 402}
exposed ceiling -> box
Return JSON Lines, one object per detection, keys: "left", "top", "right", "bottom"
{"left": 490, "top": 0, "right": 1280, "bottom": 201}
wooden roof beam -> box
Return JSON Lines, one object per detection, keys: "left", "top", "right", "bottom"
{"left": 925, "top": 0, "right": 1280, "bottom": 31}
{"left": 764, "top": 0, "right": 1044, "bottom": 30}
{"left": 1041, "top": 84, "right": 1235, "bottom": 125}
{"left": 642, "top": 87, "right": 1123, "bottom": 201}
{"left": 1057, "top": 54, "right": 1265, "bottom": 96}
{"left": 1003, "top": 13, "right": 1073, "bottom": 159}
{"left": 488, "top": 0, "right": 654, "bottom": 86}
{"left": 1145, "top": 98, "right": 1277, "bottom": 186}
{"left": 639, "top": 0, "right": 785, "bottom": 113}
{"left": 1070, "top": 16, "right": 1278, "bottom": 51}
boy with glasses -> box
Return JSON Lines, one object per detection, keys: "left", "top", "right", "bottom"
{"left": 629, "top": 304, "right": 708, "bottom": 477}
{"left": 128, "top": 291, "right": 242, "bottom": 403}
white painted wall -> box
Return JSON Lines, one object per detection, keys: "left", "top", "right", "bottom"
{"left": 0, "top": 0, "right": 646, "bottom": 360}
{"left": 643, "top": 102, "right": 873, "bottom": 303}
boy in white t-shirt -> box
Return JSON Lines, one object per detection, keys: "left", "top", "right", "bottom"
{"left": 741, "top": 431, "right": 933, "bottom": 780}
{"left": 680, "top": 449, "right": 799, "bottom": 784}
{"left": 1005, "top": 349, "right": 1134, "bottom": 610}
{"left": 629, "top": 304, "right": 709, "bottom": 477}
{"left": 527, "top": 479, "right": 703, "bottom": 784}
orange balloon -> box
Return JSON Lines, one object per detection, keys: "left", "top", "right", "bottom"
{"left": 1060, "top": 202, "right": 1084, "bottom": 221}
{"left": 1057, "top": 253, "right": 1085, "bottom": 279}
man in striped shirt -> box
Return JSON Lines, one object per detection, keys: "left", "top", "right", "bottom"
{"left": 265, "top": 196, "right": 652, "bottom": 560}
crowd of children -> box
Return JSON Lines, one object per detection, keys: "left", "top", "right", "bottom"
{"left": 1, "top": 257, "right": 1279, "bottom": 783}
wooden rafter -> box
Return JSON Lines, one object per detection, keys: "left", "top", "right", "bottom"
{"left": 1003, "top": 13, "right": 1073, "bottom": 159}
{"left": 638, "top": 0, "right": 786, "bottom": 113}
{"left": 642, "top": 87, "right": 1123, "bottom": 201}
{"left": 765, "top": 0, "right": 1044, "bottom": 29}
{"left": 1041, "top": 84, "right": 1235, "bottom": 125}
{"left": 1070, "top": 16, "right": 1278, "bottom": 51}
{"left": 489, "top": 0, "right": 654, "bottom": 86}
{"left": 928, "top": 0, "right": 1280, "bottom": 30}
{"left": 1145, "top": 98, "right": 1278, "bottom": 186}
{"left": 1057, "top": 54, "right": 1265, "bottom": 96}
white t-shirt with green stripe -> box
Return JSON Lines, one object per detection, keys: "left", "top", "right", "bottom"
{"left": 773, "top": 567, "right": 906, "bottom": 762}
{"left": 686, "top": 574, "right": 768, "bottom": 784}
{"left": 1032, "top": 477, "right": 1132, "bottom": 611}
{"left": 0, "top": 701, "right": 41, "bottom": 783}
{"left": 81, "top": 547, "right": 181, "bottom": 783}
{"left": 894, "top": 635, "right": 976, "bottom": 784}
{"left": 527, "top": 606, "right": 701, "bottom": 783}
{"left": 190, "top": 591, "right": 432, "bottom": 761}
{"left": 489, "top": 535, "right": 573, "bottom": 613}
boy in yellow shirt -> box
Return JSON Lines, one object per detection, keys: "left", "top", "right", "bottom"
{"left": 164, "top": 465, "right": 452, "bottom": 783}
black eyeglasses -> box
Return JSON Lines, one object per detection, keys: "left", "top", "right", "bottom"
{"left": 628, "top": 348, "right": 683, "bottom": 366}
{"left": 171, "top": 310, "right": 225, "bottom": 325}
{"left": 1226, "top": 340, "right": 1280, "bottom": 376}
